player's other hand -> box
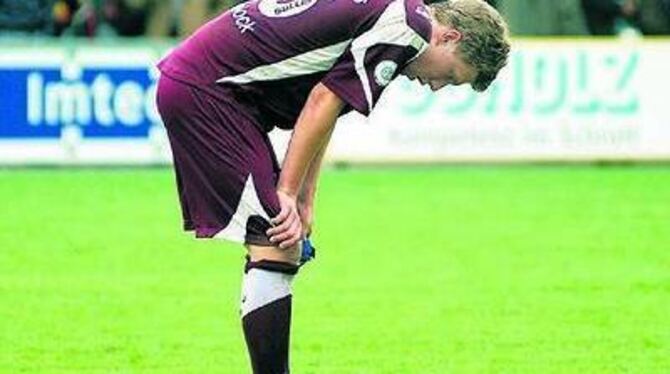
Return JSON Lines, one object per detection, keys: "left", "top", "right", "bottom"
{"left": 267, "top": 190, "right": 303, "bottom": 249}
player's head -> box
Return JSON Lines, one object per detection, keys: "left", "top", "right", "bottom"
{"left": 403, "top": 0, "right": 510, "bottom": 92}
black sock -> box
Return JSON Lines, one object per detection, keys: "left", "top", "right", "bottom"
{"left": 241, "top": 259, "right": 299, "bottom": 374}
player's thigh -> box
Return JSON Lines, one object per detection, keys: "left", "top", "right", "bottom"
{"left": 157, "top": 74, "right": 282, "bottom": 243}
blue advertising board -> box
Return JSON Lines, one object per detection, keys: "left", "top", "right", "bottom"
{"left": 0, "top": 42, "right": 173, "bottom": 165}
{"left": 0, "top": 62, "right": 159, "bottom": 139}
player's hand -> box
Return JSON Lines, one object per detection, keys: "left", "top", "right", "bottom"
{"left": 298, "top": 201, "right": 314, "bottom": 238}
{"left": 267, "top": 190, "right": 303, "bottom": 249}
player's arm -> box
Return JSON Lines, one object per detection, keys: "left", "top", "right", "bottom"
{"left": 267, "top": 83, "right": 345, "bottom": 249}
{"left": 297, "top": 124, "right": 334, "bottom": 237}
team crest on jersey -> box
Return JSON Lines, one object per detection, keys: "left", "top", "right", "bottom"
{"left": 374, "top": 60, "right": 398, "bottom": 87}
{"left": 258, "top": 0, "right": 318, "bottom": 18}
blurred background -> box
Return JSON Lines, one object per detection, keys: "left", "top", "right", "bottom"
{"left": 1, "top": 1, "right": 669, "bottom": 373}
{"left": 1, "top": 0, "right": 669, "bottom": 38}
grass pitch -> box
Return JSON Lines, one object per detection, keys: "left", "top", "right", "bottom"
{"left": 1, "top": 166, "right": 669, "bottom": 373}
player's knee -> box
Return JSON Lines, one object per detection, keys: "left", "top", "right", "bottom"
{"left": 246, "top": 244, "right": 301, "bottom": 266}
{"left": 244, "top": 244, "right": 301, "bottom": 280}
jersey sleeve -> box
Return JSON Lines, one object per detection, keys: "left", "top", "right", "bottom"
{"left": 320, "top": 0, "right": 431, "bottom": 116}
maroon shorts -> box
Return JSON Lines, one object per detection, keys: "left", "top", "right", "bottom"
{"left": 156, "top": 74, "right": 280, "bottom": 246}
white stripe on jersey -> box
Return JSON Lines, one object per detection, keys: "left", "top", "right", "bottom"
{"left": 350, "top": 0, "right": 430, "bottom": 112}
{"left": 216, "top": 40, "right": 351, "bottom": 84}
{"left": 216, "top": 0, "right": 429, "bottom": 113}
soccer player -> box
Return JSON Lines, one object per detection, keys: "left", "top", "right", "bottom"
{"left": 156, "top": 0, "right": 510, "bottom": 372}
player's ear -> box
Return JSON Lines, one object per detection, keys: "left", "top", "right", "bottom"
{"left": 442, "top": 29, "right": 462, "bottom": 43}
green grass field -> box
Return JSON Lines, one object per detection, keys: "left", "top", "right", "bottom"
{"left": 1, "top": 166, "right": 669, "bottom": 373}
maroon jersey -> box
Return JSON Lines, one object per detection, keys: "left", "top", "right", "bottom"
{"left": 159, "top": 0, "right": 431, "bottom": 131}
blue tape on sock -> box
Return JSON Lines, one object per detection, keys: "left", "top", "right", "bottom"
{"left": 300, "top": 238, "right": 316, "bottom": 265}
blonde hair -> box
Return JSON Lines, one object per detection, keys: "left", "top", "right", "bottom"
{"left": 430, "top": 0, "right": 511, "bottom": 92}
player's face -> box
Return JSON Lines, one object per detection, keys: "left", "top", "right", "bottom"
{"left": 402, "top": 27, "right": 477, "bottom": 92}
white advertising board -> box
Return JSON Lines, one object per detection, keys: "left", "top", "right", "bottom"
{"left": 328, "top": 39, "right": 670, "bottom": 163}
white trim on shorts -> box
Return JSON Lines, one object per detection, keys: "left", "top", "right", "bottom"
{"left": 214, "top": 174, "right": 272, "bottom": 243}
